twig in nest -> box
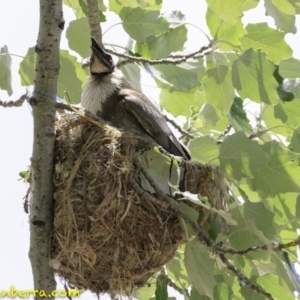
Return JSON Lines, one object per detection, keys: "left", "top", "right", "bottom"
{"left": 0, "top": 93, "right": 27, "bottom": 108}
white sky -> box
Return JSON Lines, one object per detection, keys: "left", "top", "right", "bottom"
{"left": 0, "top": 0, "right": 299, "bottom": 299}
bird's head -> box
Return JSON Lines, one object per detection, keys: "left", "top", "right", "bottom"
{"left": 90, "top": 37, "right": 115, "bottom": 75}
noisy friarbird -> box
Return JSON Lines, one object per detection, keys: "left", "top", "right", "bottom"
{"left": 81, "top": 37, "right": 191, "bottom": 160}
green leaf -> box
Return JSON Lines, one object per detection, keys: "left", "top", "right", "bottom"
{"left": 160, "top": 88, "right": 199, "bottom": 117}
{"left": 119, "top": 62, "right": 141, "bottom": 91}
{"left": 189, "top": 136, "right": 219, "bottom": 164}
{"left": 135, "top": 24, "right": 187, "bottom": 58}
{"left": 58, "top": 50, "right": 84, "bottom": 104}
{"left": 252, "top": 141, "right": 300, "bottom": 196}
{"left": 206, "top": 8, "right": 246, "bottom": 50}
{"left": 257, "top": 273, "right": 294, "bottom": 300}
{"left": 155, "top": 274, "right": 168, "bottom": 300}
{"left": 228, "top": 206, "right": 264, "bottom": 249}
{"left": 121, "top": 8, "right": 169, "bottom": 43}
{"left": 228, "top": 97, "right": 252, "bottom": 135}
{"left": 19, "top": 170, "right": 30, "bottom": 181}
{"left": 185, "top": 238, "right": 216, "bottom": 298}
{"left": 139, "top": 148, "right": 178, "bottom": 195}
{"left": 213, "top": 282, "right": 233, "bottom": 300}
{"left": 272, "top": 0, "right": 297, "bottom": 15}
{"left": 0, "top": 45, "right": 12, "bottom": 95}
{"left": 240, "top": 23, "right": 293, "bottom": 64}
{"left": 154, "top": 61, "right": 205, "bottom": 91}
{"left": 203, "top": 65, "right": 235, "bottom": 113}
{"left": 219, "top": 131, "right": 270, "bottom": 180}
{"left": 243, "top": 201, "right": 275, "bottom": 239}
{"left": 279, "top": 58, "right": 300, "bottom": 79}
{"left": 19, "top": 47, "right": 35, "bottom": 86}
{"left": 109, "top": 0, "right": 162, "bottom": 14}
{"left": 232, "top": 48, "right": 279, "bottom": 104}
{"left": 264, "top": 0, "right": 296, "bottom": 33}
{"left": 290, "top": 127, "right": 300, "bottom": 153}
{"left": 206, "top": 0, "right": 246, "bottom": 22}
{"left": 66, "top": 18, "right": 90, "bottom": 58}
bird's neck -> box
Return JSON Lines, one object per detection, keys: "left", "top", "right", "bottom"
{"left": 81, "top": 69, "right": 123, "bottom": 115}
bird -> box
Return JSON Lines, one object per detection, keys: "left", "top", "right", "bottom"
{"left": 81, "top": 37, "right": 191, "bottom": 160}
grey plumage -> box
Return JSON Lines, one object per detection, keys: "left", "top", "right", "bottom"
{"left": 81, "top": 37, "right": 190, "bottom": 160}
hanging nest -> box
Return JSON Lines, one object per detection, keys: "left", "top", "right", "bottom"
{"left": 50, "top": 108, "right": 228, "bottom": 295}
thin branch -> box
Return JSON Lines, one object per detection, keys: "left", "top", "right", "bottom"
{"left": 86, "top": 0, "right": 103, "bottom": 47}
{"left": 0, "top": 93, "right": 27, "bottom": 107}
{"left": 107, "top": 44, "right": 213, "bottom": 67}
{"left": 135, "top": 162, "right": 275, "bottom": 298}
{"left": 219, "top": 254, "right": 274, "bottom": 300}
{"left": 163, "top": 114, "right": 194, "bottom": 139}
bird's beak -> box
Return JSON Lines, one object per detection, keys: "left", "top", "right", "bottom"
{"left": 90, "top": 37, "right": 114, "bottom": 73}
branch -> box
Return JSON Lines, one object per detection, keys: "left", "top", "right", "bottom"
{"left": 135, "top": 162, "right": 275, "bottom": 299}
{"left": 28, "top": 0, "right": 64, "bottom": 298}
{"left": 86, "top": 0, "right": 103, "bottom": 47}
{"left": 0, "top": 93, "right": 26, "bottom": 107}
{"left": 106, "top": 44, "right": 213, "bottom": 67}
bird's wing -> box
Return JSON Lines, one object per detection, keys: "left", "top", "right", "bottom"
{"left": 120, "top": 89, "right": 190, "bottom": 159}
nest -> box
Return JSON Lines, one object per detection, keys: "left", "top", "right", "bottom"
{"left": 51, "top": 112, "right": 187, "bottom": 295}
{"left": 51, "top": 109, "right": 228, "bottom": 296}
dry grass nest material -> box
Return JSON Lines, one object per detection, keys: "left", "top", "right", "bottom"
{"left": 51, "top": 111, "right": 185, "bottom": 295}
{"left": 51, "top": 110, "right": 225, "bottom": 296}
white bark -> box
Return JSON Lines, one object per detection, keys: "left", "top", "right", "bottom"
{"left": 29, "top": 0, "right": 64, "bottom": 299}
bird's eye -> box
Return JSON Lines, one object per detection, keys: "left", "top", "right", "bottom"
{"left": 107, "top": 55, "right": 113, "bottom": 63}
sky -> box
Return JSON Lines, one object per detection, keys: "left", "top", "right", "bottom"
{"left": 0, "top": 0, "right": 299, "bottom": 299}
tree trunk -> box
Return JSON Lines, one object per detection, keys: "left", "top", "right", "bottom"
{"left": 28, "top": 1, "right": 64, "bottom": 299}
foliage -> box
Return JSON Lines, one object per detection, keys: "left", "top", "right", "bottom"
{"left": 1, "top": 0, "right": 300, "bottom": 299}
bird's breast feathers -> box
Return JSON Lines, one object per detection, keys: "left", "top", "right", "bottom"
{"left": 81, "top": 70, "right": 124, "bottom": 114}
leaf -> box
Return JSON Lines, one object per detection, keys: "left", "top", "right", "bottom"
{"left": 206, "top": 0, "right": 246, "bottom": 22}
{"left": 232, "top": 48, "right": 279, "bottom": 104}
{"left": 213, "top": 282, "right": 233, "bottom": 300}
{"left": 121, "top": 8, "right": 169, "bottom": 43}
{"left": 58, "top": 50, "right": 84, "bottom": 104}
{"left": 279, "top": 57, "right": 300, "bottom": 79}
{"left": 138, "top": 148, "right": 178, "bottom": 195}
{"left": 155, "top": 274, "right": 168, "bottom": 300}
{"left": 160, "top": 88, "right": 199, "bottom": 117}
{"left": 185, "top": 238, "right": 216, "bottom": 298}
{"left": 0, "top": 45, "right": 12, "bottom": 95}
{"left": 19, "top": 46, "right": 35, "bottom": 86}
{"left": 66, "top": 18, "right": 90, "bottom": 58}
{"left": 189, "top": 136, "right": 219, "bottom": 164}
{"left": 119, "top": 62, "right": 141, "bottom": 91}
{"left": 252, "top": 141, "right": 300, "bottom": 196}
{"left": 154, "top": 61, "right": 205, "bottom": 91}
{"left": 109, "top": 0, "right": 162, "bottom": 14}
{"left": 203, "top": 65, "right": 235, "bottom": 113}
{"left": 135, "top": 24, "right": 187, "bottom": 59}
{"left": 241, "top": 23, "right": 293, "bottom": 64}
{"left": 219, "top": 131, "right": 270, "bottom": 180}
{"left": 228, "top": 97, "right": 252, "bottom": 135}
{"left": 264, "top": 0, "right": 296, "bottom": 33}
{"left": 290, "top": 127, "right": 300, "bottom": 153}
{"left": 206, "top": 8, "right": 246, "bottom": 50}
{"left": 19, "top": 170, "right": 30, "bottom": 181}
{"left": 228, "top": 206, "right": 263, "bottom": 249}
{"left": 272, "top": 0, "right": 297, "bottom": 15}
{"left": 243, "top": 201, "right": 275, "bottom": 239}
{"left": 257, "top": 273, "right": 294, "bottom": 300}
